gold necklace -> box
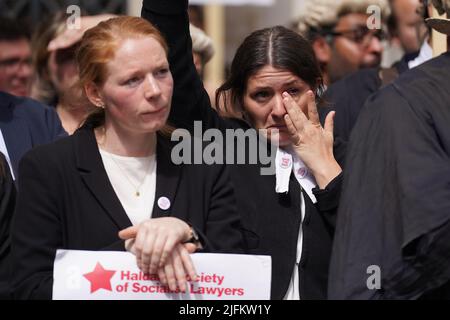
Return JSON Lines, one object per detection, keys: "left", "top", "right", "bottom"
{"left": 107, "top": 152, "right": 154, "bottom": 197}
{"left": 97, "top": 127, "right": 155, "bottom": 197}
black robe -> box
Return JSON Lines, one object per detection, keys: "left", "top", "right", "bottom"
{"left": 328, "top": 52, "right": 450, "bottom": 299}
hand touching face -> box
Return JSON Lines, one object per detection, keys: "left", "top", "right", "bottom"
{"left": 243, "top": 65, "right": 312, "bottom": 147}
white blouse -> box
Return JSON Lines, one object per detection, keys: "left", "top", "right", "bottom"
{"left": 99, "top": 149, "right": 157, "bottom": 226}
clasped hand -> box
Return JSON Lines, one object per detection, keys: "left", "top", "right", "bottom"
{"left": 119, "top": 217, "right": 198, "bottom": 292}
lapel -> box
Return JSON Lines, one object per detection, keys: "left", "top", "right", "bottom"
{"left": 74, "top": 127, "right": 132, "bottom": 230}
{"left": 151, "top": 133, "right": 182, "bottom": 218}
{"left": 0, "top": 96, "right": 33, "bottom": 178}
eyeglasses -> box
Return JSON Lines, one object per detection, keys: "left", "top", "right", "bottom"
{"left": 328, "top": 26, "right": 387, "bottom": 47}
{"left": 0, "top": 57, "right": 32, "bottom": 72}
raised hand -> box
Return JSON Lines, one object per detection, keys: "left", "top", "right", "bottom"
{"left": 283, "top": 90, "right": 342, "bottom": 189}
{"left": 48, "top": 14, "right": 116, "bottom": 52}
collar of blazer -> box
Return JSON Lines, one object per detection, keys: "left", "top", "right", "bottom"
{"left": 73, "top": 126, "right": 182, "bottom": 230}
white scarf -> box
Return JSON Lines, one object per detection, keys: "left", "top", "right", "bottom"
{"left": 275, "top": 147, "right": 317, "bottom": 203}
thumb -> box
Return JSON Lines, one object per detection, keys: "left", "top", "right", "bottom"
{"left": 324, "top": 111, "right": 335, "bottom": 135}
{"left": 183, "top": 243, "right": 197, "bottom": 254}
{"left": 118, "top": 226, "right": 138, "bottom": 240}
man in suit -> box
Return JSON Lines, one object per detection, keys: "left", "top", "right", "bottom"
{"left": 0, "top": 91, "right": 65, "bottom": 299}
{"left": 319, "top": 0, "right": 431, "bottom": 142}
{"left": 295, "top": 0, "right": 390, "bottom": 86}
{"left": 0, "top": 90, "right": 67, "bottom": 180}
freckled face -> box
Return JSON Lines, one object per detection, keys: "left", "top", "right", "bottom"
{"left": 98, "top": 37, "right": 173, "bottom": 134}
{"left": 243, "top": 65, "right": 312, "bottom": 146}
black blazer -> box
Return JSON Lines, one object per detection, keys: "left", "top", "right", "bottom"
{"left": 0, "top": 153, "right": 16, "bottom": 300}
{"left": 0, "top": 91, "right": 67, "bottom": 179}
{"left": 143, "top": 0, "right": 345, "bottom": 300}
{"left": 11, "top": 126, "right": 243, "bottom": 300}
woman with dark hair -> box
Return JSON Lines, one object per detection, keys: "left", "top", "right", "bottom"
{"left": 11, "top": 16, "right": 242, "bottom": 300}
{"left": 0, "top": 153, "right": 16, "bottom": 300}
{"left": 143, "top": 0, "right": 345, "bottom": 300}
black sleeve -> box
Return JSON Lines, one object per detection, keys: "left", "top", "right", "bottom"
{"left": 312, "top": 172, "right": 343, "bottom": 230}
{"left": 0, "top": 154, "right": 16, "bottom": 300}
{"left": 199, "top": 164, "right": 244, "bottom": 254}
{"left": 385, "top": 219, "right": 450, "bottom": 299}
{"left": 101, "top": 240, "right": 126, "bottom": 252}
{"left": 11, "top": 151, "right": 61, "bottom": 300}
{"left": 141, "top": 0, "right": 228, "bottom": 133}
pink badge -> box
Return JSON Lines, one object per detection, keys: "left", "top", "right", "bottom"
{"left": 280, "top": 156, "right": 291, "bottom": 169}
{"left": 297, "top": 167, "right": 308, "bottom": 179}
{"left": 158, "top": 197, "right": 171, "bottom": 211}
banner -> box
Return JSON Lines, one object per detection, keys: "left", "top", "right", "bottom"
{"left": 53, "top": 250, "right": 271, "bottom": 300}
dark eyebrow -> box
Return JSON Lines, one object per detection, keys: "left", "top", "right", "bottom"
{"left": 249, "top": 86, "right": 273, "bottom": 92}
{"left": 282, "top": 80, "right": 303, "bottom": 87}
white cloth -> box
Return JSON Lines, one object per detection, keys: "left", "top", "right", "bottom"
{"left": 283, "top": 192, "right": 306, "bottom": 300}
{"left": 275, "top": 147, "right": 317, "bottom": 203}
{"left": 408, "top": 40, "right": 433, "bottom": 69}
{"left": 0, "top": 129, "right": 14, "bottom": 180}
{"left": 99, "top": 149, "right": 157, "bottom": 226}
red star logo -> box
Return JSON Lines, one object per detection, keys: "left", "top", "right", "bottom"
{"left": 83, "top": 262, "right": 116, "bottom": 294}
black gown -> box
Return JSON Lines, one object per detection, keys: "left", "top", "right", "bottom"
{"left": 328, "top": 52, "right": 450, "bottom": 299}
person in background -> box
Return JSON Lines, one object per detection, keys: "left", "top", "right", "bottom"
{"left": 0, "top": 153, "right": 17, "bottom": 300}
{"left": 190, "top": 23, "right": 214, "bottom": 78}
{"left": 31, "top": 12, "right": 114, "bottom": 134}
{"left": 0, "top": 88, "right": 65, "bottom": 298}
{"left": 11, "top": 16, "right": 242, "bottom": 300}
{"left": 0, "top": 90, "right": 66, "bottom": 181}
{"left": 319, "top": 0, "right": 431, "bottom": 142}
{"left": 388, "top": 0, "right": 431, "bottom": 71}
{"left": 296, "top": 0, "right": 390, "bottom": 86}
{"left": 188, "top": 5, "right": 204, "bottom": 29}
{"left": 0, "top": 17, "right": 32, "bottom": 97}
{"left": 189, "top": 23, "right": 220, "bottom": 111}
